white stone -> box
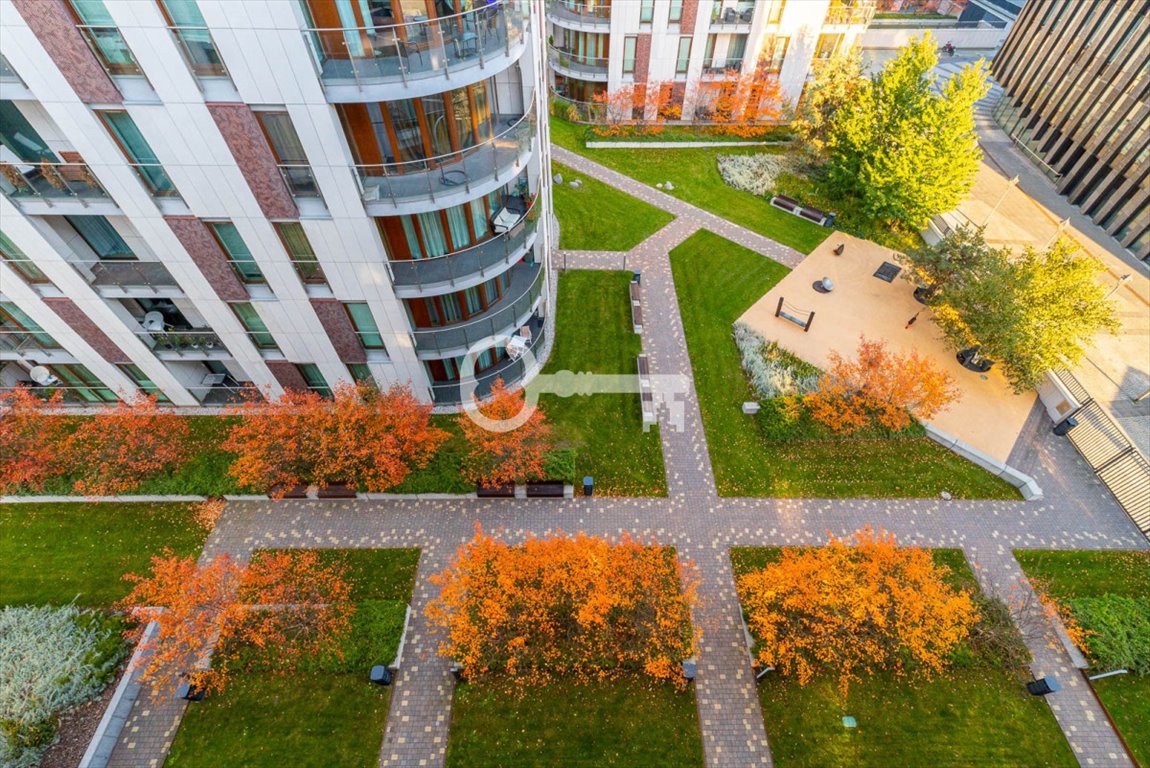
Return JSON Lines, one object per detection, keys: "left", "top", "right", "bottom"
{"left": 553, "top": 173, "right": 563, "bottom": 184}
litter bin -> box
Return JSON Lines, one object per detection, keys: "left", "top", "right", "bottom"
{"left": 1052, "top": 417, "right": 1078, "bottom": 437}
{"left": 632, "top": 270, "right": 641, "bottom": 285}
{"left": 370, "top": 665, "right": 393, "bottom": 686}
{"left": 583, "top": 476, "right": 594, "bottom": 497}
{"left": 1026, "top": 677, "right": 1062, "bottom": 696}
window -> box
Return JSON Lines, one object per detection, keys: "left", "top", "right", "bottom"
{"left": 231, "top": 302, "right": 278, "bottom": 350}
{"left": 207, "top": 221, "right": 264, "bottom": 284}
{"left": 765, "top": 35, "right": 789, "bottom": 74}
{"left": 344, "top": 302, "right": 386, "bottom": 350}
{"left": 728, "top": 34, "right": 747, "bottom": 67}
{"left": 157, "top": 0, "right": 228, "bottom": 78}
{"left": 815, "top": 33, "right": 843, "bottom": 60}
{"left": 346, "top": 363, "right": 375, "bottom": 386}
{"left": 669, "top": 0, "right": 682, "bottom": 23}
{"left": 0, "top": 230, "right": 49, "bottom": 283}
{"left": 65, "top": 0, "right": 142, "bottom": 76}
{"left": 118, "top": 363, "right": 169, "bottom": 401}
{"left": 767, "top": 0, "right": 785, "bottom": 24}
{"left": 676, "top": 36, "right": 692, "bottom": 75}
{"left": 255, "top": 110, "right": 319, "bottom": 198}
{"left": 274, "top": 222, "right": 326, "bottom": 284}
{"left": 49, "top": 363, "right": 118, "bottom": 402}
{"left": 622, "top": 36, "right": 637, "bottom": 75}
{"left": 296, "top": 363, "right": 331, "bottom": 397}
{"left": 0, "top": 302, "right": 59, "bottom": 350}
{"left": 0, "top": 101, "right": 57, "bottom": 162}
{"left": 66, "top": 216, "right": 135, "bottom": 260}
{"left": 703, "top": 34, "right": 717, "bottom": 68}
{"left": 97, "top": 111, "right": 179, "bottom": 197}
{"left": 639, "top": 0, "right": 653, "bottom": 23}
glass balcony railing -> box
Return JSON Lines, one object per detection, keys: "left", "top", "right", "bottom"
{"left": 389, "top": 202, "right": 537, "bottom": 293}
{"left": 548, "top": 46, "right": 610, "bottom": 78}
{"left": 80, "top": 261, "right": 181, "bottom": 290}
{"left": 411, "top": 260, "right": 543, "bottom": 358}
{"left": 136, "top": 329, "right": 228, "bottom": 355}
{"left": 429, "top": 316, "right": 545, "bottom": 405}
{"left": 825, "top": 2, "right": 876, "bottom": 25}
{"left": 0, "top": 330, "right": 64, "bottom": 354}
{"left": 0, "top": 161, "right": 111, "bottom": 205}
{"left": 550, "top": 0, "right": 611, "bottom": 24}
{"left": 303, "top": 0, "right": 526, "bottom": 90}
{"left": 353, "top": 108, "right": 535, "bottom": 209}
{"left": 702, "top": 58, "right": 744, "bottom": 74}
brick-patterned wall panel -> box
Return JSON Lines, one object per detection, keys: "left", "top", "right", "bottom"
{"left": 265, "top": 360, "right": 310, "bottom": 392}
{"left": 10, "top": 0, "right": 122, "bottom": 104}
{"left": 207, "top": 104, "right": 299, "bottom": 220}
{"left": 635, "top": 33, "right": 652, "bottom": 83}
{"left": 310, "top": 299, "right": 367, "bottom": 364}
{"left": 42, "top": 297, "right": 130, "bottom": 363}
{"left": 164, "top": 217, "right": 249, "bottom": 302}
{"left": 680, "top": 0, "right": 700, "bottom": 29}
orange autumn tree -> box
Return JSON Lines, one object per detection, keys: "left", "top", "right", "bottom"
{"left": 738, "top": 527, "right": 978, "bottom": 694}
{"left": 65, "top": 393, "right": 191, "bottom": 496}
{"left": 118, "top": 549, "right": 353, "bottom": 696}
{"left": 426, "top": 527, "right": 699, "bottom": 686}
{"left": 806, "top": 335, "right": 960, "bottom": 435}
{"left": 0, "top": 388, "right": 69, "bottom": 492}
{"left": 457, "top": 378, "right": 552, "bottom": 486}
{"left": 705, "top": 68, "right": 785, "bottom": 138}
{"left": 225, "top": 381, "right": 447, "bottom": 496}
{"left": 591, "top": 80, "right": 680, "bottom": 136}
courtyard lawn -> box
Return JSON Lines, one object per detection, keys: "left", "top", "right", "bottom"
{"left": 540, "top": 270, "right": 667, "bottom": 495}
{"left": 551, "top": 117, "right": 829, "bottom": 254}
{"left": 669, "top": 230, "right": 1019, "bottom": 499}
{"left": 0, "top": 502, "right": 207, "bottom": 606}
{"left": 551, "top": 161, "right": 674, "bottom": 251}
{"left": 166, "top": 549, "right": 419, "bottom": 768}
{"left": 731, "top": 548, "right": 1077, "bottom": 768}
{"left": 447, "top": 676, "right": 703, "bottom": 768}
{"left": 1016, "top": 550, "right": 1150, "bottom": 766}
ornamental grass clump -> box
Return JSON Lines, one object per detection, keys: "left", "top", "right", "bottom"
{"left": 733, "top": 322, "right": 820, "bottom": 400}
{"left": 716, "top": 153, "right": 793, "bottom": 197}
{"left": 0, "top": 605, "right": 127, "bottom": 768}
{"left": 426, "top": 527, "right": 699, "bottom": 688}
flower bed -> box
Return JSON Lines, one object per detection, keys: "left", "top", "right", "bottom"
{"left": 716, "top": 153, "right": 795, "bottom": 197}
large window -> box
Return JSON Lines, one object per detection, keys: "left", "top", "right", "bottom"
{"left": 669, "top": 0, "right": 682, "bottom": 22}
{"left": 118, "top": 363, "right": 169, "bottom": 401}
{"left": 346, "top": 363, "right": 375, "bottom": 386}
{"left": 207, "top": 221, "right": 264, "bottom": 284}
{"left": 49, "top": 363, "right": 118, "bottom": 403}
{"left": 0, "top": 230, "right": 49, "bottom": 284}
{"left": 157, "top": 0, "right": 228, "bottom": 78}
{"left": 0, "top": 302, "right": 59, "bottom": 350}
{"left": 639, "top": 0, "right": 654, "bottom": 23}
{"left": 767, "top": 0, "right": 786, "bottom": 24}
{"left": 231, "top": 302, "right": 278, "bottom": 350}
{"left": 255, "top": 110, "right": 319, "bottom": 198}
{"left": 296, "top": 363, "right": 331, "bottom": 397}
{"left": 65, "top": 0, "right": 142, "bottom": 76}
{"left": 344, "top": 302, "right": 386, "bottom": 350}
{"left": 676, "top": 36, "right": 692, "bottom": 75}
{"left": 0, "top": 101, "right": 57, "bottom": 162}
{"left": 377, "top": 188, "right": 505, "bottom": 260}
{"left": 409, "top": 270, "right": 511, "bottom": 328}
{"left": 66, "top": 216, "right": 135, "bottom": 260}
{"left": 97, "top": 111, "right": 179, "bottom": 197}
{"left": 623, "top": 36, "right": 637, "bottom": 74}
{"left": 273, "top": 222, "right": 326, "bottom": 285}
{"left": 765, "top": 35, "right": 789, "bottom": 74}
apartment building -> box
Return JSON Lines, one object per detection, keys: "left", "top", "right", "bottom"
{"left": 547, "top": 0, "right": 875, "bottom": 120}
{"left": 0, "top": 0, "right": 552, "bottom": 408}
{"left": 992, "top": 0, "right": 1149, "bottom": 258}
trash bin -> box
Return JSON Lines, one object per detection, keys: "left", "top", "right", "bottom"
{"left": 370, "top": 665, "right": 393, "bottom": 686}
{"left": 583, "top": 476, "right": 594, "bottom": 497}
{"left": 175, "top": 681, "right": 205, "bottom": 701}
{"left": 632, "top": 270, "right": 641, "bottom": 285}
{"left": 1026, "top": 677, "right": 1061, "bottom": 696}
{"left": 1052, "top": 417, "right": 1078, "bottom": 437}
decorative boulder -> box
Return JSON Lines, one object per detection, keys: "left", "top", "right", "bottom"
{"left": 553, "top": 173, "right": 563, "bottom": 184}
{"left": 656, "top": 182, "right": 664, "bottom": 189}
{"left": 665, "top": 182, "right": 675, "bottom": 191}
{"left": 570, "top": 180, "right": 581, "bottom": 188}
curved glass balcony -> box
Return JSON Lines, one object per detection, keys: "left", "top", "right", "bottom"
{"left": 429, "top": 316, "right": 546, "bottom": 405}
{"left": 0, "top": 161, "right": 120, "bottom": 214}
{"left": 548, "top": 46, "right": 609, "bottom": 81}
{"left": 549, "top": 0, "right": 611, "bottom": 29}
{"left": 354, "top": 108, "right": 536, "bottom": 214}
{"left": 303, "top": 1, "right": 527, "bottom": 98}
{"left": 389, "top": 204, "right": 538, "bottom": 298}
{"left": 411, "top": 261, "right": 544, "bottom": 359}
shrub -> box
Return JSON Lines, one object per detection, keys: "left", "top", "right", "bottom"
{"left": 966, "top": 592, "right": 1032, "bottom": 671}
{"left": 716, "top": 153, "right": 794, "bottom": 197}
{"left": 0, "top": 605, "right": 127, "bottom": 768}
{"left": 733, "top": 322, "right": 820, "bottom": 400}
{"left": 542, "top": 448, "right": 577, "bottom": 483}
{"left": 1069, "top": 596, "right": 1150, "bottom": 675}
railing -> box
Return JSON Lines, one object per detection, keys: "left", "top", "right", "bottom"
{"left": 0, "top": 330, "right": 64, "bottom": 354}
{"left": 277, "top": 164, "right": 322, "bottom": 198}
{"left": 548, "top": 46, "right": 610, "bottom": 77}
{"left": 824, "top": 2, "right": 877, "bottom": 26}
{"left": 711, "top": 2, "right": 755, "bottom": 24}
{"left": 136, "top": 329, "right": 228, "bottom": 355}
{"left": 550, "top": 0, "right": 611, "bottom": 23}
{"left": 411, "top": 261, "right": 543, "bottom": 357}
{"left": 353, "top": 108, "right": 535, "bottom": 208}
{"left": 302, "top": 0, "right": 525, "bottom": 90}
{"left": 83, "top": 261, "right": 181, "bottom": 290}
{"left": 0, "top": 383, "right": 118, "bottom": 405}
{"left": 703, "top": 58, "right": 743, "bottom": 74}
{"left": 0, "top": 161, "right": 110, "bottom": 205}
{"left": 166, "top": 26, "right": 229, "bottom": 78}
{"left": 389, "top": 204, "right": 537, "bottom": 292}
{"left": 429, "top": 316, "right": 545, "bottom": 405}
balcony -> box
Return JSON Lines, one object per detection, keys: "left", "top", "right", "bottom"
{"left": 303, "top": 1, "right": 527, "bottom": 102}
{"left": 549, "top": 1, "right": 611, "bottom": 30}
{"left": 389, "top": 202, "right": 538, "bottom": 298}
{"left": 702, "top": 58, "right": 744, "bottom": 76}
{"left": 76, "top": 261, "right": 183, "bottom": 298}
{"left": 429, "top": 315, "right": 545, "bottom": 405}
{"left": 548, "top": 46, "right": 609, "bottom": 82}
{"left": 136, "top": 329, "right": 230, "bottom": 360}
{"left": 0, "top": 331, "right": 69, "bottom": 360}
{"left": 354, "top": 108, "right": 536, "bottom": 216}
{"left": 824, "top": 2, "right": 877, "bottom": 26}
{"left": 411, "top": 260, "right": 544, "bottom": 359}
{"left": 0, "top": 161, "right": 120, "bottom": 216}
{"left": 710, "top": 2, "right": 756, "bottom": 27}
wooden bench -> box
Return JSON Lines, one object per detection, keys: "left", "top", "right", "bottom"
{"left": 769, "top": 195, "right": 834, "bottom": 227}
{"left": 270, "top": 483, "right": 309, "bottom": 499}
{"left": 637, "top": 353, "right": 656, "bottom": 429}
{"left": 525, "top": 481, "right": 566, "bottom": 498}
{"left": 476, "top": 483, "right": 515, "bottom": 498}
{"left": 317, "top": 482, "right": 357, "bottom": 499}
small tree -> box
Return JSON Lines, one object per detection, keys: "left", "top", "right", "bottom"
{"left": 64, "top": 393, "right": 190, "bottom": 496}
{"left": 806, "top": 336, "right": 960, "bottom": 434}
{"left": 705, "top": 69, "right": 785, "bottom": 138}
{"left": 932, "top": 238, "right": 1120, "bottom": 391}
{"left": 0, "top": 388, "right": 68, "bottom": 492}
{"left": 426, "top": 527, "right": 698, "bottom": 687}
{"left": 738, "top": 527, "right": 979, "bottom": 694}
{"left": 793, "top": 46, "right": 865, "bottom": 154}
{"left": 119, "top": 550, "right": 353, "bottom": 696}
{"left": 458, "top": 378, "right": 552, "bottom": 486}
{"left": 900, "top": 223, "right": 1001, "bottom": 299}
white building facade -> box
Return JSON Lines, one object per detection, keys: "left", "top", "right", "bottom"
{"left": 0, "top": 0, "right": 553, "bottom": 408}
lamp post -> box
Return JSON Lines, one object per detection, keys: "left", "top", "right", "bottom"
{"left": 983, "top": 175, "right": 1020, "bottom": 226}
{"left": 1105, "top": 273, "right": 1132, "bottom": 299}
{"left": 1045, "top": 217, "right": 1071, "bottom": 249}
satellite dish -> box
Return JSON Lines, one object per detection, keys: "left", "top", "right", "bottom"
{"left": 142, "top": 311, "right": 166, "bottom": 332}
{"left": 29, "top": 365, "right": 59, "bottom": 386}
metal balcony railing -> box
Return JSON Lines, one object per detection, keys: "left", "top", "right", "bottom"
{"left": 389, "top": 202, "right": 537, "bottom": 293}
{"left": 0, "top": 330, "right": 64, "bottom": 354}
{"left": 411, "top": 261, "right": 543, "bottom": 358}
{"left": 83, "top": 261, "right": 181, "bottom": 290}
{"left": 353, "top": 108, "right": 535, "bottom": 208}
{"left": 548, "top": 46, "right": 610, "bottom": 77}
{"left": 824, "top": 2, "right": 877, "bottom": 26}
{"left": 429, "top": 316, "right": 545, "bottom": 405}
{"left": 136, "top": 329, "right": 229, "bottom": 355}
{"left": 550, "top": 0, "right": 611, "bottom": 24}
{"left": 0, "top": 161, "right": 110, "bottom": 205}
{"left": 302, "top": 0, "right": 525, "bottom": 90}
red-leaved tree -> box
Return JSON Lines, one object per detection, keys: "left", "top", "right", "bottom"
{"left": 457, "top": 378, "right": 552, "bottom": 486}
{"left": 0, "top": 388, "right": 69, "bottom": 492}
{"left": 703, "top": 68, "right": 785, "bottom": 137}
{"left": 119, "top": 549, "right": 353, "bottom": 696}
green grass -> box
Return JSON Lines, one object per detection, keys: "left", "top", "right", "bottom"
{"left": 167, "top": 548, "right": 419, "bottom": 768}
{"left": 447, "top": 676, "right": 703, "bottom": 767}
{"left": 551, "top": 161, "right": 674, "bottom": 250}
{"left": 669, "top": 230, "right": 1019, "bottom": 499}
{"left": 732, "top": 547, "right": 1076, "bottom": 768}
{"left": 539, "top": 270, "right": 667, "bottom": 496}
{"left": 0, "top": 502, "right": 207, "bottom": 606}
{"left": 1015, "top": 550, "right": 1150, "bottom": 766}
{"left": 551, "top": 116, "right": 829, "bottom": 254}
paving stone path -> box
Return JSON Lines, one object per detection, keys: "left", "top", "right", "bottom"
{"left": 113, "top": 147, "right": 1146, "bottom": 768}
